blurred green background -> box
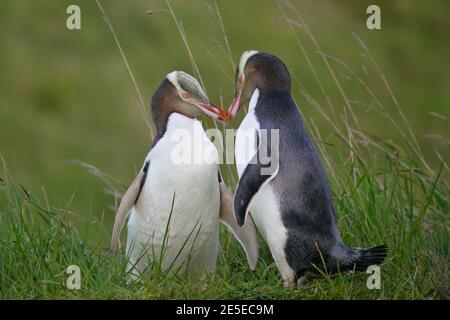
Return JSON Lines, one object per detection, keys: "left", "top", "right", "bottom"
{"left": 0, "top": 0, "right": 448, "bottom": 231}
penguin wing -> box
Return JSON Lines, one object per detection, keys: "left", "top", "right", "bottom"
{"left": 219, "top": 180, "right": 259, "bottom": 270}
{"left": 234, "top": 128, "right": 279, "bottom": 227}
{"left": 111, "top": 161, "right": 150, "bottom": 252}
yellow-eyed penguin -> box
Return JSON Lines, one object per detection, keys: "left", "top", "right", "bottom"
{"left": 111, "top": 71, "right": 259, "bottom": 280}
{"left": 227, "top": 51, "right": 387, "bottom": 286}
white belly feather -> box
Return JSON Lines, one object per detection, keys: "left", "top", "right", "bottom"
{"left": 126, "top": 113, "right": 220, "bottom": 279}
{"left": 234, "top": 89, "right": 294, "bottom": 280}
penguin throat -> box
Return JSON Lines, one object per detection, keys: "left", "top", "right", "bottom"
{"left": 248, "top": 88, "right": 260, "bottom": 112}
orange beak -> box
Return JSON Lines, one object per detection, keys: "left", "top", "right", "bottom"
{"left": 197, "top": 102, "right": 230, "bottom": 122}
{"left": 227, "top": 88, "right": 242, "bottom": 120}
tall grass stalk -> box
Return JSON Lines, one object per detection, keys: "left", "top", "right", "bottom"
{"left": 95, "top": 0, "right": 155, "bottom": 139}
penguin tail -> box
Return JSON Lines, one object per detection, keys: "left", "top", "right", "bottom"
{"left": 338, "top": 244, "right": 388, "bottom": 272}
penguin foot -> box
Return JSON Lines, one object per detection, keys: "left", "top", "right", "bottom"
{"left": 297, "top": 272, "right": 319, "bottom": 287}
{"left": 297, "top": 276, "right": 309, "bottom": 287}
{"left": 283, "top": 279, "right": 296, "bottom": 288}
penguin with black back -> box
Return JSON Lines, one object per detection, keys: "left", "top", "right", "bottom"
{"left": 227, "top": 51, "right": 387, "bottom": 286}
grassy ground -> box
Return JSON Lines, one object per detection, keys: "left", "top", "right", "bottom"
{"left": 0, "top": 145, "right": 448, "bottom": 299}
{"left": 0, "top": 0, "right": 448, "bottom": 299}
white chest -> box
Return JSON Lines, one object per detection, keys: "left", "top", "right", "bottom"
{"left": 235, "top": 89, "right": 260, "bottom": 177}
{"left": 234, "top": 90, "right": 289, "bottom": 275}
{"left": 126, "top": 113, "right": 220, "bottom": 276}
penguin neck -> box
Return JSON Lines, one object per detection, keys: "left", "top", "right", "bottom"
{"left": 248, "top": 88, "right": 260, "bottom": 112}
{"left": 249, "top": 86, "right": 303, "bottom": 129}
{"left": 246, "top": 87, "right": 291, "bottom": 114}
{"left": 152, "top": 115, "right": 169, "bottom": 148}
{"left": 166, "top": 112, "right": 197, "bottom": 131}
{"left": 152, "top": 112, "right": 197, "bottom": 148}
{"left": 259, "top": 86, "right": 290, "bottom": 99}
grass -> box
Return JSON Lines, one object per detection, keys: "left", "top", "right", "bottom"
{"left": 0, "top": 152, "right": 448, "bottom": 299}
{"left": 0, "top": 0, "right": 448, "bottom": 299}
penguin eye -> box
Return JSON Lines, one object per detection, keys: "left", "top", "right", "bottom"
{"left": 180, "top": 91, "right": 191, "bottom": 101}
{"left": 238, "top": 75, "right": 244, "bottom": 86}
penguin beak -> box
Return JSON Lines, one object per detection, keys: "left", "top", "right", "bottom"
{"left": 196, "top": 102, "right": 229, "bottom": 122}
{"left": 227, "top": 89, "right": 242, "bottom": 120}
{"left": 227, "top": 73, "right": 245, "bottom": 120}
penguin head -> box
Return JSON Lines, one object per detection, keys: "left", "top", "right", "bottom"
{"left": 151, "top": 71, "right": 227, "bottom": 127}
{"left": 228, "top": 51, "right": 291, "bottom": 118}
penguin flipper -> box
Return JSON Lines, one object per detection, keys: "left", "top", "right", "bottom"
{"left": 111, "top": 161, "right": 149, "bottom": 253}
{"left": 219, "top": 181, "right": 259, "bottom": 270}
{"left": 234, "top": 128, "right": 279, "bottom": 227}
